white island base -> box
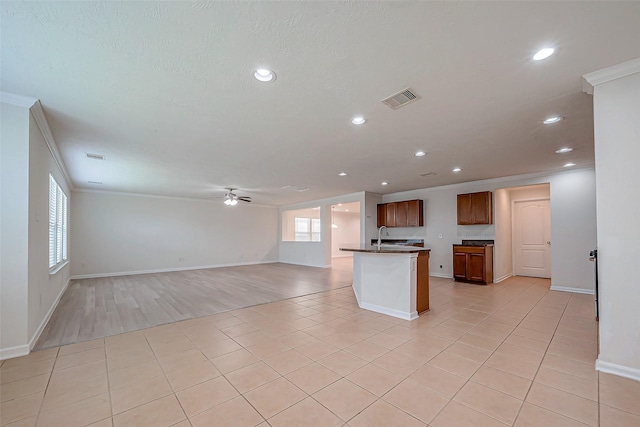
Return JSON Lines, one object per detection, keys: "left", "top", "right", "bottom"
{"left": 349, "top": 249, "right": 429, "bottom": 321}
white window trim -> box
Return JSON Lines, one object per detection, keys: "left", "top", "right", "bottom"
{"left": 49, "top": 173, "right": 68, "bottom": 274}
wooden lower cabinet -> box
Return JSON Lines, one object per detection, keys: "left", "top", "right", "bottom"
{"left": 453, "top": 245, "right": 493, "bottom": 285}
{"left": 416, "top": 251, "right": 429, "bottom": 314}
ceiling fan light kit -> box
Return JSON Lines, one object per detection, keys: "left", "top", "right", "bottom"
{"left": 219, "top": 188, "right": 251, "bottom": 206}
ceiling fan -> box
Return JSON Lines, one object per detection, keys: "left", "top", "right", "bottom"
{"left": 207, "top": 188, "right": 252, "bottom": 206}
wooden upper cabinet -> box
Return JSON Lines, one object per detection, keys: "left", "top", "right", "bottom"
{"left": 457, "top": 194, "right": 472, "bottom": 225}
{"left": 457, "top": 191, "right": 492, "bottom": 225}
{"left": 395, "top": 201, "right": 408, "bottom": 227}
{"left": 385, "top": 203, "right": 396, "bottom": 227}
{"left": 377, "top": 199, "right": 423, "bottom": 228}
{"left": 377, "top": 204, "right": 385, "bottom": 228}
{"left": 407, "top": 200, "right": 423, "bottom": 227}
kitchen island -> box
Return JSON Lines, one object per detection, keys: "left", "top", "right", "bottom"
{"left": 340, "top": 244, "right": 430, "bottom": 320}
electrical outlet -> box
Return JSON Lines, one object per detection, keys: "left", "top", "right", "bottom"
{"left": 178, "top": 257, "right": 185, "bottom": 262}
{"left": 438, "top": 233, "right": 443, "bottom": 239}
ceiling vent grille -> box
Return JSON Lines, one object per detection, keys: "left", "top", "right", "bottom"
{"left": 86, "top": 153, "right": 106, "bottom": 160}
{"left": 381, "top": 88, "right": 421, "bottom": 110}
{"left": 419, "top": 172, "right": 436, "bottom": 177}
{"left": 281, "top": 185, "right": 310, "bottom": 192}
{"left": 87, "top": 181, "right": 102, "bottom": 184}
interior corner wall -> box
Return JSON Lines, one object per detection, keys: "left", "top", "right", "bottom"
{"left": 592, "top": 70, "right": 640, "bottom": 378}
{"left": 493, "top": 189, "right": 512, "bottom": 281}
{"left": 27, "top": 111, "right": 70, "bottom": 344}
{"left": 0, "top": 102, "right": 30, "bottom": 355}
{"left": 70, "top": 191, "right": 279, "bottom": 277}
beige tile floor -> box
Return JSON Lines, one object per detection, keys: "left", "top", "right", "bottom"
{"left": 2, "top": 275, "right": 639, "bottom": 426}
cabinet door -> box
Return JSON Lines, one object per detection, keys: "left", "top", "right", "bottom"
{"left": 395, "top": 202, "right": 408, "bottom": 227}
{"left": 407, "top": 200, "right": 423, "bottom": 227}
{"left": 385, "top": 203, "right": 396, "bottom": 227}
{"left": 453, "top": 252, "right": 468, "bottom": 280}
{"left": 377, "top": 204, "right": 385, "bottom": 228}
{"left": 457, "top": 194, "right": 472, "bottom": 225}
{"left": 471, "top": 192, "right": 492, "bottom": 224}
{"left": 468, "top": 253, "right": 485, "bottom": 281}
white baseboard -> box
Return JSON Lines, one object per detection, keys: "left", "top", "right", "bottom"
{"left": 494, "top": 273, "right": 513, "bottom": 283}
{"left": 0, "top": 344, "right": 30, "bottom": 361}
{"left": 278, "top": 261, "right": 329, "bottom": 268}
{"left": 351, "top": 284, "right": 417, "bottom": 320}
{"left": 550, "top": 285, "right": 595, "bottom": 295}
{"left": 596, "top": 358, "right": 640, "bottom": 382}
{"left": 70, "top": 260, "right": 278, "bottom": 280}
{"left": 359, "top": 301, "right": 418, "bottom": 321}
{"left": 29, "top": 278, "right": 70, "bottom": 350}
{"left": 429, "top": 273, "right": 452, "bottom": 279}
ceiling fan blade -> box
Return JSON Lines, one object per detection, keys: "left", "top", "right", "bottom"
{"left": 238, "top": 197, "right": 252, "bottom": 202}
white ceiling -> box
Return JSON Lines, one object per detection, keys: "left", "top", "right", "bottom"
{"left": 2, "top": 2, "right": 640, "bottom": 206}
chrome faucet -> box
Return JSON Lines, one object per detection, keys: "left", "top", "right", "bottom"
{"left": 377, "top": 226, "right": 388, "bottom": 248}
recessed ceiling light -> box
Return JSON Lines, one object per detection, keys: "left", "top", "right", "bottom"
{"left": 555, "top": 147, "right": 573, "bottom": 154}
{"left": 254, "top": 68, "right": 276, "bottom": 82}
{"left": 381, "top": 181, "right": 388, "bottom": 186}
{"left": 351, "top": 117, "right": 366, "bottom": 125}
{"left": 338, "top": 172, "right": 347, "bottom": 176}
{"left": 414, "top": 151, "right": 426, "bottom": 157}
{"left": 533, "top": 47, "right": 555, "bottom": 61}
{"left": 452, "top": 168, "right": 462, "bottom": 173}
{"left": 338, "top": 204, "right": 342, "bottom": 206}
{"left": 345, "top": 209, "right": 349, "bottom": 212}
{"left": 563, "top": 162, "right": 576, "bottom": 168}
{"left": 543, "top": 116, "right": 563, "bottom": 124}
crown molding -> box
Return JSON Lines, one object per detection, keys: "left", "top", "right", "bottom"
{"left": 29, "top": 100, "right": 74, "bottom": 190}
{"left": 583, "top": 57, "right": 640, "bottom": 94}
{"left": 0, "top": 91, "right": 37, "bottom": 108}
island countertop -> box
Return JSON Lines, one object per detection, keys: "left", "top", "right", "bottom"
{"left": 340, "top": 244, "right": 431, "bottom": 254}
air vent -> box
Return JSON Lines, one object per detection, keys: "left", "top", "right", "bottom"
{"left": 281, "top": 185, "right": 310, "bottom": 192}
{"left": 86, "top": 153, "right": 106, "bottom": 160}
{"left": 419, "top": 172, "right": 436, "bottom": 177}
{"left": 381, "top": 88, "right": 421, "bottom": 110}
{"left": 88, "top": 181, "right": 102, "bottom": 185}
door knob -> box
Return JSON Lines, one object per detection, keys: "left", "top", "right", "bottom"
{"left": 546, "top": 241, "right": 551, "bottom": 246}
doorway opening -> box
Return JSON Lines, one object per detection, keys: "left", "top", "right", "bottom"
{"left": 494, "top": 184, "right": 551, "bottom": 282}
{"left": 330, "top": 202, "right": 360, "bottom": 267}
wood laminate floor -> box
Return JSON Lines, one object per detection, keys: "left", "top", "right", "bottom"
{"left": 35, "top": 259, "right": 354, "bottom": 350}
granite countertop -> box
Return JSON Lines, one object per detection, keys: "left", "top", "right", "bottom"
{"left": 453, "top": 239, "right": 494, "bottom": 247}
{"left": 340, "top": 244, "right": 431, "bottom": 254}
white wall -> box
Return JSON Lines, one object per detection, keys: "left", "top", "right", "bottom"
{"left": 0, "top": 102, "right": 30, "bottom": 354}
{"left": 27, "top": 112, "right": 71, "bottom": 343}
{"left": 494, "top": 188, "right": 512, "bottom": 281}
{"left": 70, "top": 191, "right": 278, "bottom": 277}
{"left": 331, "top": 212, "right": 360, "bottom": 257}
{"left": 380, "top": 169, "right": 596, "bottom": 292}
{"left": 589, "top": 69, "right": 640, "bottom": 380}
{"left": 0, "top": 100, "right": 71, "bottom": 359}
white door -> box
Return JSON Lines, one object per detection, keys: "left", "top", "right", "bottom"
{"left": 513, "top": 199, "right": 551, "bottom": 278}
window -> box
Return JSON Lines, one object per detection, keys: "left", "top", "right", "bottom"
{"left": 49, "top": 174, "right": 68, "bottom": 269}
{"left": 282, "top": 208, "right": 322, "bottom": 242}
{"left": 294, "top": 217, "right": 321, "bottom": 242}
